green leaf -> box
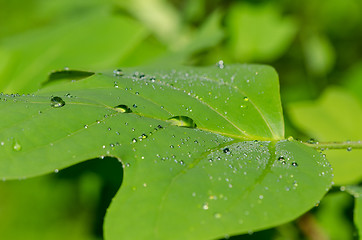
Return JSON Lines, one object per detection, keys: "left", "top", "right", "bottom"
{"left": 287, "top": 87, "right": 362, "bottom": 185}
{"left": 0, "top": 7, "right": 149, "bottom": 93}
{"left": 0, "top": 64, "right": 332, "bottom": 239}
{"left": 315, "top": 192, "right": 354, "bottom": 240}
{"left": 226, "top": 3, "right": 297, "bottom": 62}
{"left": 345, "top": 186, "right": 362, "bottom": 239}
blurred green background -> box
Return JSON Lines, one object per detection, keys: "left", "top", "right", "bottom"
{"left": 1, "top": 0, "right": 361, "bottom": 239}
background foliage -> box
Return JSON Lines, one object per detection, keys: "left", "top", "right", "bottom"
{"left": 0, "top": 0, "right": 361, "bottom": 239}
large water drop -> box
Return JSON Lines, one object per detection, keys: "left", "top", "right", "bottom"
{"left": 114, "top": 104, "right": 132, "bottom": 113}
{"left": 50, "top": 96, "right": 65, "bottom": 108}
{"left": 167, "top": 116, "right": 197, "bottom": 128}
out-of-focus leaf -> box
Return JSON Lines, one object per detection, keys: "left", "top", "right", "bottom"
{"left": 226, "top": 3, "right": 297, "bottom": 62}
{"left": 0, "top": 175, "right": 100, "bottom": 240}
{"left": 0, "top": 7, "right": 148, "bottom": 93}
{"left": 302, "top": 34, "right": 335, "bottom": 76}
{"left": 315, "top": 192, "right": 354, "bottom": 240}
{"left": 345, "top": 61, "right": 362, "bottom": 102}
{"left": 288, "top": 87, "right": 362, "bottom": 185}
{"left": 114, "top": 0, "right": 182, "bottom": 44}
{"left": 345, "top": 186, "right": 362, "bottom": 239}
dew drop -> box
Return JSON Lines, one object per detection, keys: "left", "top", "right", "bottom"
{"left": 114, "top": 104, "right": 132, "bottom": 113}
{"left": 278, "top": 156, "right": 286, "bottom": 164}
{"left": 13, "top": 141, "right": 22, "bottom": 151}
{"left": 54, "top": 169, "right": 59, "bottom": 173}
{"left": 167, "top": 116, "right": 197, "bottom": 128}
{"left": 214, "top": 213, "right": 222, "bottom": 219}
{"left": 113, "top": 69, "right": 123, "bottom": 76}
{"left": 84, "top": 125, "right": 88, "bottom": 129}
{"left": 347, "top": 147, "right": 352, "bottom": 152}
{"left": 216, "top": 60, "right": 225, "bottom": 69}
{"left": 202, "top": 202, "right": 209, "bottom": 210}
{"left": 243, "top": 97, "right": 249, "bottom": 102}
{"left": 132, "top": 138, "right": 137, "bottom": 143}
{"left": 50, "top": 96, "right": 65, "bottom": 108}
{"left": 133, "top": 104, "right": 137, "bottom": 108}
{"left": 291, "top": 162, "right": 298, "bottom": 167}
{"left": 223, "top": 147, "right": 230, "bottom": 155}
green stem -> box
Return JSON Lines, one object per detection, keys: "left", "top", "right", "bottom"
{"left": 304, "top": 141, "right": 362, "bottom": 150}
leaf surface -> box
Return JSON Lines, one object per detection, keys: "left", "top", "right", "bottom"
{"left": 0, "top": 64, "right": 332, "bottom": 239}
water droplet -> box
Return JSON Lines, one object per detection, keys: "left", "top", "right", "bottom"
{"left": 167, "top": 116, "right": 197, "bottom": 128}
{"left": 133, "top": 104, "right": 137, "bottom": 108}
{"left": 259, "top": 195, "right": 264, "bottom": 200}
{"left": 114, "top": 104, "right": 132, "bottom": 113}
{"left": 13, "top": 141, "right": 22, "bottom": 151}
{"left": 84, "top": 125, "right": 88, "bottom": 129}
{"left": 291, "top": 162, "right": 298, "bottom": 167}
{"left": 214, "top": 213, "right": 222, "bottom": 219}
{"left": 243, "top": 97, "right": 249, "bottom": 101}
{"left": 54, "top": 169, "right": 59, "bottom": 173}
{"left": 216, "top": 60, "right": 225, "bottom": 69}
{"left": 113, "top": 69, "right": 123, "bottom": 76}
{"left": 132, "top": 138, "right": 137, "bottom": 143}
{"left": 278, "top": 156, "right": 286, "bottom": 164}
{"left": 202, "top": 202, "right": 209, "bottom": 210}
{"left": 347, "top": 147, "right": 352, "bottom": 151}
{"left": 223, "top": 147, "right": 230, "bottom": 155}
{"left": 50, "top": 96, "right": 65, "bottom": 108}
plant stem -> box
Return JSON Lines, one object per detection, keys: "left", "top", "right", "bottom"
{"left": 303, "top": 141, "right": 362, "bottom": 150}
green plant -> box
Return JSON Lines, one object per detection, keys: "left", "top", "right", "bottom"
{"left": 1, "top": 64, "right": 360, "bottom": 239}
{"left": 1, "top": 0, "right": 362, "bottom": 239}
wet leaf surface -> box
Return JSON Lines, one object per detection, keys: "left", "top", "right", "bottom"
{"left": 0, "top": 64, "right": 332, "bottom": 239}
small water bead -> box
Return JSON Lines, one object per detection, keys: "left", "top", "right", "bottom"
{"left": 243, "top": 97, "right": 249, "bottom": 102}
{"left": 50, "top": 96, "right": 65, "bottom": 108}
{"left": 113, "top": 69, "right": 123, "bottom": 76}
{"left": 13, "top": 141, "right": 22, "bottom": 151}
{"left": 132, "top": 104, "right": 137, "bottom": 108}
{"left": 54, "top": 169, "right": 59, "bottom": 173}
{"left": 167, "top": 116, "right": 197, "bottom": 128}
{"left": 223, "top": 147, "right": 230, "bottom": 155}
{"left": 291, "top": 162, "right": 298, "bottom": 167}
{"left": 84, "top": 125, "right": 88, "bottom": 129}
{"left": 114, "top": 104, "right": 132, "bottom": 113}
{"left": 133, "top": 72, "right": 145, "bottom": 79}
{"left": 347, "top": 147, "right": 352, "bottom": 152}
{"left": 132, "top": 138, "right": 137, "bottom": 143}
{"left": 278, "top": 156, "right": 286, "bottom": 164}
{"left": 214, "top": 213, "right": 222, "bottom": 219}
{"left": 202, "top": 202, "right": 209, "bottom": 210}
{"left": 216, "top": 60, "right": 225, "bottom": 69}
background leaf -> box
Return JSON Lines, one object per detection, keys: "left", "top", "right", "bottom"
{"left": 345, "top": 186, "right": 362, "bottom": 239}
{"left": 287, "top": 87, "right": 362, "bottom": 185}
